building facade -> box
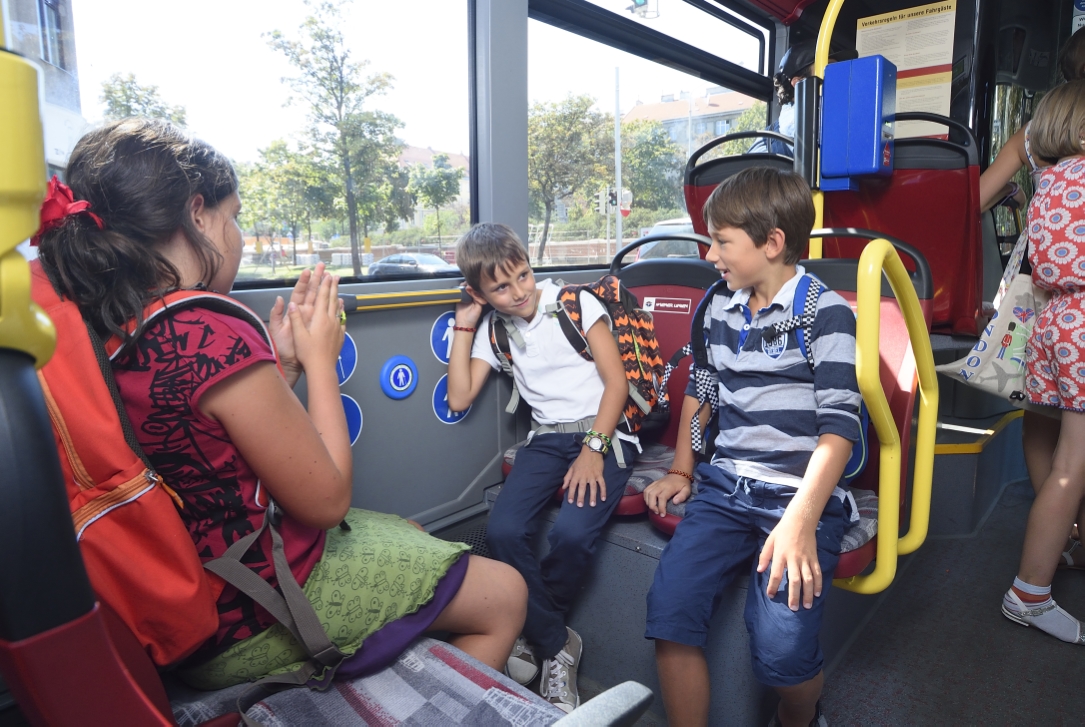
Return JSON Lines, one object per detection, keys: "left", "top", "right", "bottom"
{"left": 623, "top": 86, "right": 758, "bottom": 156}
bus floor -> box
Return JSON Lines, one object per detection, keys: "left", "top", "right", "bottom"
{"left": 821, "top": 478, "right": 1085, "bottom": 724}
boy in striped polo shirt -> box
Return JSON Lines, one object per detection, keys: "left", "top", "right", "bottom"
{"left": 643, "top": 167, "right": 862, "bottom": 727}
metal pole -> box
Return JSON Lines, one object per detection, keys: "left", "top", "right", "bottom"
{"left": 614, "top": 67, "right": 622, "bottom": 257}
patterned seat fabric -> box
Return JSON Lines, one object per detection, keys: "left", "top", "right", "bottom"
{"left": 169, "top": 637, "right": 564, "bottom": 726}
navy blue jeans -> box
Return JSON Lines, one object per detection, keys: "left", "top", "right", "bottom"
{"left": 487, "top": 432, "right": 636, "bottom": 659}
{"left": 645, "top": 463, "right": 849, "bottom": 687}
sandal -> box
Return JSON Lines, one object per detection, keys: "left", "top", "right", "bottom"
{"left": 1058, "top": 539, "right": 1085, "bottom": 571}
{"left": 1002, "top": 589, "right": 1085, "bottom": 644}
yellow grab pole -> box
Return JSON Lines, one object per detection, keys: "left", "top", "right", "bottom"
{"left": 834, "top": 239, "right": 938, "bottom": 594}
{"left": 806, "top": 0, "right": 848, "bottom": 259}
{"left": 0, "top": 50, "right": 54, "bottom": 368}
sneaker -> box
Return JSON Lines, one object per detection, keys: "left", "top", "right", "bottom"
{"left": 504, "top": 636, "right": 539, "bottom": 685}
{"left": 768, "top": 701, "right": 828, "bottom": 727}
{"left": 1002, "top": 588, "right": 1085, "bottom": 644}
{"left": 539, "top": 627, "right": 582, "bottom": 713}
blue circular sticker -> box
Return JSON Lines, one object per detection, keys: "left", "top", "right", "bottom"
{"left": 341, "top": 394, "right": 363, "bottom": 445}
{"left": 432, "top": 373, "right": 470, "bottom": 424}
{"left": 379, "top": 356, "right": 418, "bottom": 400}
{"left": 430, "top": 311, "right": 458, "bottom": 364}
{"left": 337, "top": 333, "right": 357, "bottom": 385}
{"left": 1076, "top": 0, "right": 1085, "bottom": 13}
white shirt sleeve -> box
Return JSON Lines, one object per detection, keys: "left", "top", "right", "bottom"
{"left": 470, "top": 311, "right": 502, "bottom": 371}
{"left": 578, "top": 291, "right": 612, "bottom": 334}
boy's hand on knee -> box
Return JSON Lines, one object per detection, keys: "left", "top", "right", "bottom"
{"left": 563, "top": 449, "right": 606, "bottom": 507}
{"left": 758, "top": 516, "right": 822, "bottom": 612}
{"left": 643, "top": 475, "right": 692, "bottom": 516}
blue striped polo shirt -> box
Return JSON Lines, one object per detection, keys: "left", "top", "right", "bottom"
{"left": 686, "top": 266, "right": 862, "bottom": 489}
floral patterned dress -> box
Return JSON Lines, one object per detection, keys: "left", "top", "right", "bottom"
{"left": 1025, "top": 156, "right": 1085, "bottom": 410}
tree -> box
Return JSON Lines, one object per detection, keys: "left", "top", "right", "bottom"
{"left": 257, "top": 140, "right": 336, "bottom": 264}
{"left": 528, "top": 95, "right": 609, "bottom": 262}
{"left": 100, "top": 73, "right": 186, "bottom": 126}
{"left": 236, "top": 163, "right": 280, "bottom": 273}
{"left": 344, "top": 111, "right": 412, "bottom": 239}
{"left": 269, "top": 0, "right": 400, "bottom": 277}
{"left": 408, "top": 154, "right": 464, "bottom": 249}
{"left": 618, "top": 120, "right": 683, "bottom": 211}
{"left": 714, "top": 102, "right": 769, "bottom": 158}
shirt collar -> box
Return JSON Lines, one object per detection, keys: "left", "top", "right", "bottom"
{"left": 723, "top": 265, "right": 805, "bottom": 313}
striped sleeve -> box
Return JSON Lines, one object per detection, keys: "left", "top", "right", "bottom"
{"left": 809, "top": 291, "right": 862, "bottom": 442}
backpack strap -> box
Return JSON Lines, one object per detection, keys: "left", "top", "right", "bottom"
{"left": 688, "top": 280, "right": 731, "bottom": 453}
{"left": 489, "top": 313, "right": 522, "bottom": 414}
{"left": 762, "top": 274, "right": 823, "bottom": 371}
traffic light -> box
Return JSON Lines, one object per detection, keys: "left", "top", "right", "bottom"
{"left": 596, "top": 188, "right": 609, "bottom": 215}
{"left": 608, "top": 189, "right": 618, "bottom": 208}
{"left": 629, "top": 0, "right": 648, "bottom": 7}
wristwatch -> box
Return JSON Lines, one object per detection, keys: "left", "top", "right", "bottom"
{"left": 582, "top": 430, "right": 611, "bottom": 455}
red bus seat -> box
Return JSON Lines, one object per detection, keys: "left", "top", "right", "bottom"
{"left": 821, "top": 112, "right": 982, "bottom": 335}
{"left": 684, "top": 131, "right": 795, "bottom": 241}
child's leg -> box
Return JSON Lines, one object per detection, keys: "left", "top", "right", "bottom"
{"left": 428, "top": 555, "right": 528, "bottom": 671}
{"left": 645, "top": 465, "right": 758, "bottom": 726}
{"left": 745, "top": 483, "right": 848, "bottom": 726}
{"left": 538, "top": 439, "right": 637, "bottom": 634}
{"left": 1023, "top": 409, "right": 1060, "bottom": 496}
{"left": 486, "top": 434, "right": 579, "bottom": 657}
{"left": 655, "top": 640, "right": 710, "bottom": 725}
{"left": 1018, "top": 410, "right": 1085, "bottom": 587}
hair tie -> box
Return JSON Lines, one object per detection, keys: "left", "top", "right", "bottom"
{"left": 30, "top": 175, "right": 105, "bottom": 246}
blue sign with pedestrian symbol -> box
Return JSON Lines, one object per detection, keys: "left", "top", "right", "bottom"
{"left": 341, "top": 394, "right": 363, "bottom": 445}
{"left": 380, "top": 355, "right": 418, "bottom": 400}
{"left": 432, "top": 374, "right": 470, "bottom": 424}
{"left": 337, "top": 333, "right": 357, "bottom": 385}
{"left": 430, "top": 311, "right": 458, "bottom": 364}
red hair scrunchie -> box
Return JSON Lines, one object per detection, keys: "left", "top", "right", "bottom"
{"left": 30, "top": 175, "right": 106, "bottom": 246}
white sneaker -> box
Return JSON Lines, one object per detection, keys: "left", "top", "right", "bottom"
{"left": 539, "top": 627, "right": 582, "bottom": 713}
{"left": 504, "top": 636, "right": 539, "bottom": 685}
{"left": 1002, "top": 589, "right": 1085, "bottom": 644}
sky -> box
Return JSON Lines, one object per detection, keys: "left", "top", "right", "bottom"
{"left": 70, "top": 0, "right": 762, "bottom": 165}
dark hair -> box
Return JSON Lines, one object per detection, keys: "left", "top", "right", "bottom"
{"left": 1060, "top": 27, "right": 1085, "bottom": 82}
{"left": 702, "top": 166, "right": 814, "bottom": 265}
{"left": 455, "top": 223, "right": 530, "bottom": 291}
{"left": 37, "top": 118, "right": 237, "bottom": 345}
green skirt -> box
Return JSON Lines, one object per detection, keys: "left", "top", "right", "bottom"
{"left": 178, "top": 508, "right": 470, "bottom": 690}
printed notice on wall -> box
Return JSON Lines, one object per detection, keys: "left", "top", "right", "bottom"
{"left": 856, "top": 0, "right": 956, "bottom": 139}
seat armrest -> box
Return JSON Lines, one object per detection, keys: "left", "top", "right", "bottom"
{"left": 552, "top": 681, "right": 654, "bottom": 727}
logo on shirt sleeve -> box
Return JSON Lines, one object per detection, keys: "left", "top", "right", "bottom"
{"left": 762, "top": 331, "right": 787, "bottom": 360}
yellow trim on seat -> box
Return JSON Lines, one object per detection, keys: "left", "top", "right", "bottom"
{"left": 933, "top": 410, "right": 1024, "bottom": 455}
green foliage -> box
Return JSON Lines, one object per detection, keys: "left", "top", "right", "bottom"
{"left": 528, "top": 95, "right": 610, "bottom": 261}
{"left": 268, "top": 0, "right": 405, "bottom": 276}
{"left": 408, "top": 154, "right": 464, "bottom": 245}
{"left": 617, "top": 120, "right": 683, "bottom": 211}
{"left": 100, "top": 73, "right": 186, "bottom": 126}
{"left": 705, "top": 102, "right": 769, "bottom": 160}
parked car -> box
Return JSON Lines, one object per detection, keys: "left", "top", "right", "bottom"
{"left": 632, "top": 218, "right": 700, "bottom": 261}
{"left": 367, "top": 253, "right": 460, "bottom": 277}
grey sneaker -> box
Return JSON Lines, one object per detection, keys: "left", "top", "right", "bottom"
{"left": 505, "top": 636, "right": 539, "bottom": 685}
{"left": 539, "top": 627, "right": 582, "bottom": 713}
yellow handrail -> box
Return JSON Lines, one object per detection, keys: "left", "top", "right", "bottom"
{"left": 834, "top": 239, "right": 938, "bottom": 594}
{"left": 0, "top": 50, "right": 54, "bottom": 368}
{"left": 806, "top": 0, "right": 848, "bottom": 259}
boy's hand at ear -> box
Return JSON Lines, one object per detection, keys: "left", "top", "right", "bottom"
{"left": 563, "top": 448, "right": 606, "bottom": 507}
{"left": 455, "top": 295, "right": 484, "bottom": 330}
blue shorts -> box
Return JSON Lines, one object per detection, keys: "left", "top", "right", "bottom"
{"left": 645, "top": 463, "right": 849, "bottom": 687}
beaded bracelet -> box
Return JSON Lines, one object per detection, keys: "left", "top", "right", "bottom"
{"left": 453, "top": 326, "right": 476, "bottom": 333}
{"left": 667, "top": 468, "right": 694, "bottom": 482}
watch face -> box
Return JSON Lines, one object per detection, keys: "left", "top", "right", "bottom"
{"left": 588, "top": 436, "right": 603, "bottom": 451}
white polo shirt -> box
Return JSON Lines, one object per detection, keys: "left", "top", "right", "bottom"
{"left": 471, "top": 279, "right": 611, "bottom": 426}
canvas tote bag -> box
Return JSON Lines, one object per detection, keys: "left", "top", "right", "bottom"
{"left": 936, "top": 231, "right": 1058, "bottom": 417}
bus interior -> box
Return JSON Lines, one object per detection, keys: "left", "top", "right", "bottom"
{"left": 1, "top": 0, "right": 1083, "bottom": 723}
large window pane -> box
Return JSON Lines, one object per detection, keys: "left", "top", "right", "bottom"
{"left": 72, "top": 0, "right": 471, "bottom": 284}
{"left": 528, "top": 18, "right": 762, "bottom": 268}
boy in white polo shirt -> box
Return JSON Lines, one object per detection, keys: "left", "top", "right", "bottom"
{"left": 447, "top": 223, "right": 638, "bottom": 713}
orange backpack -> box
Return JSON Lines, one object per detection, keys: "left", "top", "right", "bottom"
{"left": 31, "top": 261, "right": 256, "bottom": 666}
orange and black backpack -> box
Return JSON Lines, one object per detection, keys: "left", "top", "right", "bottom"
{"left": 31, "top": 261, "right": 345, "bottom": 678}
{"left": 488, "top": 274, "right": 668, "bottom": 439}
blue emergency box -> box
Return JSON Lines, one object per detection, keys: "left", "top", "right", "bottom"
{"left": 820, "top": 55, "right": 896, "bottom": 192}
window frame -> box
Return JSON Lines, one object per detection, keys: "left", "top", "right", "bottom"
{"left": 37, "top": 0, "right": 66, "bottom": 70}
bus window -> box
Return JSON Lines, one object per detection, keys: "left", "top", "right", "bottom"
{"left": 71, "top": 0, "right": 472, "bottom": 285}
